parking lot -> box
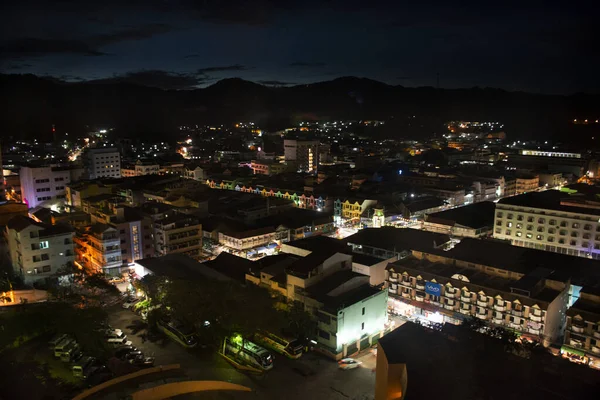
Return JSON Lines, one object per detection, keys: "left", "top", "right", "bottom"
{"left": 109, "top": 306, "right": 377, "bottom": 399}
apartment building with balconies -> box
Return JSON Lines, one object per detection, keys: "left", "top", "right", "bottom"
{"left": 74, "top": 223, "right": 122, "bottom": 275}
{"left": 494, "top": 188, "right": 600, "bottom": 259}
{"left": 563, "top": 288, "right": 600, "bottom": 370}
{"left": 5, "top": 215, "right": 75, "bottom": 284}
{"left": 385, "top": 255, "right": 569, "bottom": 345}
{"left": 154, "top": 214, "right": 202, "bottom": 260}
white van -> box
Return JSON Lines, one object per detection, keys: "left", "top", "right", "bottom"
{"left": 107, "top": 337, "right": 132, "bottom": 347}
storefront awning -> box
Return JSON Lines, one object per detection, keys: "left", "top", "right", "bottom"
{"left": 561, "top": 345, "right": 586, "bottom": 357}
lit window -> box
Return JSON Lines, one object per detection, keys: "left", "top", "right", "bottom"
{"left": 39, "top": 241, "right": 49, "bottom": 249}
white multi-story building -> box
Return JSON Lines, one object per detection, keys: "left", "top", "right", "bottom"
{"left": 154, "top": 214, "right": 202, "bottom": 260}
{"left": 121, "top": 160, "right": 160, "bottom": 178}
{"left": 20, "top": 166, "right": 83, "bottom": 208}
{"left": 86, "top": 148, "right": 121, "bottom": 179}
{"left": 494, "top": 189, "right": 600, "bottom": 259}
{"left": 284, "top": 139, "right": 319, "bottom": 172}
{"left": 5, "top": 215, "right": 75, "bottom": 284}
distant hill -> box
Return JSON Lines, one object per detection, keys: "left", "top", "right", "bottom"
{"left": 0, "top": 74, "right": 598, "bottom": 142}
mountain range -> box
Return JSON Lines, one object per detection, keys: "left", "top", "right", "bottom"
{"left": 1, "top": 74, "right": 598, "bottom": 142}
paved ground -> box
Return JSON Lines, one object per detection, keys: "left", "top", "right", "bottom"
{"left": 108, "top": 306, "right": 377, "bottom": 399}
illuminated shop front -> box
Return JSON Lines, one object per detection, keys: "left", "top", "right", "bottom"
{"left": 388, "top": 296, "right": 462, "bottom": 326}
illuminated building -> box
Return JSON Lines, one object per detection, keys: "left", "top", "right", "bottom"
{"left": 74, "top": 223, "right": 122, "bottom": 275}
{"left": 20, "top": 165, "right": 84, "bottom": 209}
{"left": 85, "top": 147, "right": 121, "bottom": 179}
{"left": 250, "top": 160, "right": 288, "bottom": 176}
{"left": 563, "top": 288, "right": 600, "bottom": 369}
{"left": 5, "top": 215, "right": 75, "bottom": 284}
{"left": 153, "top": 214, "right": 202, "bottom": 260}
{"left": 283, "top": 139, "right": 319, "bottom": 172}
{"left": 494, "top": 188, "right": 600, "bottom": 259}
{"left": 386, "top": 237, "right": 600, "bottom": 346}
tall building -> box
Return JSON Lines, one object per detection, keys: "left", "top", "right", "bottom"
{"left": 5, "top": 215, "right": 75, "bottom": 284}
{"left": 494, "top": 188, "right": 600, "bottom": 259}
{"left": 74, "top": 223, "right": 123, "bottom": 275}
{"left": 284, "top": 139, "right": 319, "bottom": 172}
{"left": 85, "top": 147, "right": 121, "bottom": 179}
{"left": 20, "top": 166, "right": 83, "bottom": 208}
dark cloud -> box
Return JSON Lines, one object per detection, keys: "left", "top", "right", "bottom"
{"left": 197, "top": 64, "right": 251, "bottom": 73}
{"left": 90, "top": 70, "right": 210, "bottom": 90}
{"left": 289, "top": 61, "right": 326, "bottom": 67}
{"left": 184, "top": 54, "right": 201, "bottom": 59}
{"left": 0, "top": 24, "right": 174, "bottom": 60}
{"left": 257, "top": 80, "right": 296, "bottom": 86}
{"left": 94, "top": 24, "right": 175, "bottom": 46}
{"left": 5, "top": 63, "right": 33, "bottom": 70}
{"left": 0, "top": 38, "right": 106, "bottom": 59}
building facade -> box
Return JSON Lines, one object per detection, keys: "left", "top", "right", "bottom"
{"left": 5, "top": 216, "right": 75, "bottom": 284}
{"left": 494, "top": 190, "right": 600, "bottom": 259}
{"left": 154, "top": 214, "right": 202, "bottom": 259}
{"left": 20, "top": 166, "right": 77, "bottom": 208}
{"left": 562, "top": 289, "right": 600, "bottom": 370}
{"left": 284, "top": 139, "right": 319, "bottom": 172}
{"left": 75, "top": 223, "right": 122, "bottom": 275}
{"left": 85, "top": 147, "right": 121, "bottom": 179}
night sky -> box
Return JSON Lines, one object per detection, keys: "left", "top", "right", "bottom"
{"left": 1, "top": 1, "right": 598, "bottom": 94}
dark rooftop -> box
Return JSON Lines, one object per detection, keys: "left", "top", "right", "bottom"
{"left": 377, "top": 322, "right": 600, "bottom": 400}
{"left": 425, "top": 201, "right": 495, "bottom": 228}
{"left": 203, "top": 252, "right": 254, "bottom": 283}
{"left": 437, "top": 238, "right": 600, "bottom": 286}
{"left": 352, "top": 253, "right": 386, "bottom": 266}
{"left": 306, "top": 270, "right": 379, "bottom": 313}
{"left": 498, "top": 189, "right": 600, "bottom": 216}
{"left": 286, "top": 235, "right": 347, "bottom": 253}
{"left": 136, "top": 254, "right": 230, "bottom": 281}
{"left": 345, "top": 227, "right": 451, "bottom": 253}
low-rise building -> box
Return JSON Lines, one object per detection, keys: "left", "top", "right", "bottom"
{"left": 5, "top": 215, "right": 75, "bottom": 284}
{"left": 154, "top": 214, "right": 202, "bottom": 260}
{"left": 423, "top": 201, "right": 495, "bottom": 238}
{"left": 250, "top": 160, "right": 288, "bottom": 176}
{"left": 563, "top": 288, "right": 600, "bottom": 370}
{"left": 386, "top": 237, "right": 600, "bottom": 345}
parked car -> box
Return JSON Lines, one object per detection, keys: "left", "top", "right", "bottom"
{"left": 72, "top": 357, "right": 97, "bottom": 378}
{"left": 108, "top": 276, "right": 124, "bottom": 284}
{"left": 107, "top": 337, "right": 133, "bottom": 347}
{"left": 128, "top": 355, "right": 155, "bottom": 368}
{"left": 122, "top": 299, "right": 140, "bottom": 309}
{"left": 114, "top": 346, "right": 138, "bottom": 359}
{"left": 104, "top": 330, "right": 126, "bottom": 340}
{"left": 48, "top": 333, "right": 69, "bottom": 348}
{"left": 338, "top": 358, "right": 362, "bottom": 370}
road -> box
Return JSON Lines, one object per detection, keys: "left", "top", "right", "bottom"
{"left": 108, "top": 307, "right": 377, "bottom": 399}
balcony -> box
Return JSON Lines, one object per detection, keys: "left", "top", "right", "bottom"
{"left": 459, "top": 308, "right": 471, "bottom": 315}
{"left": 493, "top": 304, "right": 506, "bottom": 312}
{"left": 415, "top": 294, "right": 424, "bottom": 302}
{"left": 509, "top": 322, "right": 521, "bottom": 330}
{"left": 529, "top": 328, "right": 541, "bottom": 335}
{"left": 492, "top": 317, "right": 504, "bottom": 325}
{"left": 400, "top": 280, "right": 412, "bottom": 288}
{"left": 389, "top": 287, "right": 397, "bottom": 294}
{"left": 416, "top": 282, "right": 425, "bottom": 290}
{"left": 592, "top": 346, "right": 600, "bottom": 355}
{"left": 476, "top": 313, "right": 488, "bottom": 320}
{"left": 571, "top": 325, "right": 585, "bottom": 334}
{"left": 476, "top": 300, "right": 488, "bottom": 307}
{"left": 461, "top": 295, "right": 471, "bottom": 303}
{"left": 444, "top": 304, "right": 455, "bottom": 311}
{"left": 511, "top": 309, "right": 523, "bottom": 317}
{"left": 530, "top": 314, "right": 543, "bottom": 322}
{"left": 594, "top": 331, "right": 600, "bottom": 340}
{"left": 401, "top": 291, "right": 411, "bottom": 299}
{"left": 445, "top": 291, "right": 455, "bottom": 299}
{"left": 388, "top": 276, "right": 398, "bottom": 283}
